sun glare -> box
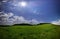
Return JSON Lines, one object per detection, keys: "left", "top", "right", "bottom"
{"left": 18, "top": 2, "right": 27, "bottom": 7}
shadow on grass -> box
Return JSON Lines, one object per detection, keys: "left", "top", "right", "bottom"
{"left": 0, "top": 25, "right": 12, "bottom": 27}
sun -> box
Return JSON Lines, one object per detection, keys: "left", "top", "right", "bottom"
{"left": 18, "top": 2, "right": 27, "bottom": 7}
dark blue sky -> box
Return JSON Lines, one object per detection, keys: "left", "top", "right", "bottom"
{"left": 1, "top": 0, "right": 60, "bottom": 22}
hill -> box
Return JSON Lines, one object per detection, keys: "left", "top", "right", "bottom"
{"left": 0, "top": 23, "right": 60, "bottom": 39}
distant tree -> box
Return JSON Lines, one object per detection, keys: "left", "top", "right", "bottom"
{"left": 13, "top": 23, "right": 34, "bottom": 26}
{"left": 37, "top": 23, "right": 50, "bottom": 25}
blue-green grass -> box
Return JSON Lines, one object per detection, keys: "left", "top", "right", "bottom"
{"left": 0, "top": 24, "right": 60, "bottom": 39}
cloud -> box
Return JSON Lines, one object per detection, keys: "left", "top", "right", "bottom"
{"left": 30, "top": 19, "right": 40, "bottom": 25}
{"left": 0, "top": 12, "right": 14, "bottom": 18}
{"left": 0, "top": 12, "right": 14, "bottom": 25}
{"left": 13, "top": 16, "right": 27, "bottom": 24}
{"left": 2, "top": 0, "right": 17, "bottom": 3}
{"left": 51, "top": 20, "right": 60, "bottom": 25}
{"left": 2, "top": 0, "right": 8, "bottom": 2}
{"left": 33, "top": 10, "right": 39, "bottom": 15}
{"left": 0, "top": 12, "right": 40, "bottom": 25}
{"left": 13, "top": 16, "right": 39, "bottom": 24}
{"left": 7, "top": 12, "right": 14, "bottom": 17}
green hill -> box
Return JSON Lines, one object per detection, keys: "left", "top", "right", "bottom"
{"left": 0, "top": 24, "right": 60, "bottom": 39}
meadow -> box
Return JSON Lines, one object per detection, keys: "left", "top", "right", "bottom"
{"left": 0, "top": 24, "right": 60, "bottom": 39}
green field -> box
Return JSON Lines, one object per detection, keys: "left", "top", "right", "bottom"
{"left": 0, "top": 24, "right": 60, "bottom": 39}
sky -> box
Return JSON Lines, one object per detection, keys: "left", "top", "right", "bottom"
{"left": 0, "top": 0, "right": 60, "bottom": 25}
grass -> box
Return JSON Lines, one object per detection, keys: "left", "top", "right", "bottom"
{"left": 0, "top": 24, "right": 60, "bottom": 39}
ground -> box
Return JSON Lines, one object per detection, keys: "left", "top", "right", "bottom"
{"left": 0, "top": 24, "right": 60, "bottom": 39}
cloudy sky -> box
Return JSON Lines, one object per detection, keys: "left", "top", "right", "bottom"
{"left": 0, "top": 0, "right": 60, "bottom": 25}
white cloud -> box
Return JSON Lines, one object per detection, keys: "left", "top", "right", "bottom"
{"left": 5, "top": 18, "right": 14, "bottom": 25}
{"left": 13, "top": 16, "right": 26, "bottom": 24}
{"left": 0, "top": 12, "right": 14, "bottom": 25}
{"left": 0, "top": 12, "right": 40, "bottom": 25}
{"left": 13, "top": 16, "right": 40, "bottom": 25}
{"left": 7, "top": 12, "right": 14, "bottom": 17}
{"left": 2, "top": 0, "right": 8, "bottom": 2}
{"left": 51, "top": 20, "right": 60, "bottom": 25}
{"left": 0, "top": 12, "right": 14, "bottom": 18}
{"left": 30, "top": 19, "right": 40, "bottom": 25}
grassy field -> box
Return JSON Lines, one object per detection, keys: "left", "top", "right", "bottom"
{"left": 0, "top": 24, "right": 60, "bottom": 39}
